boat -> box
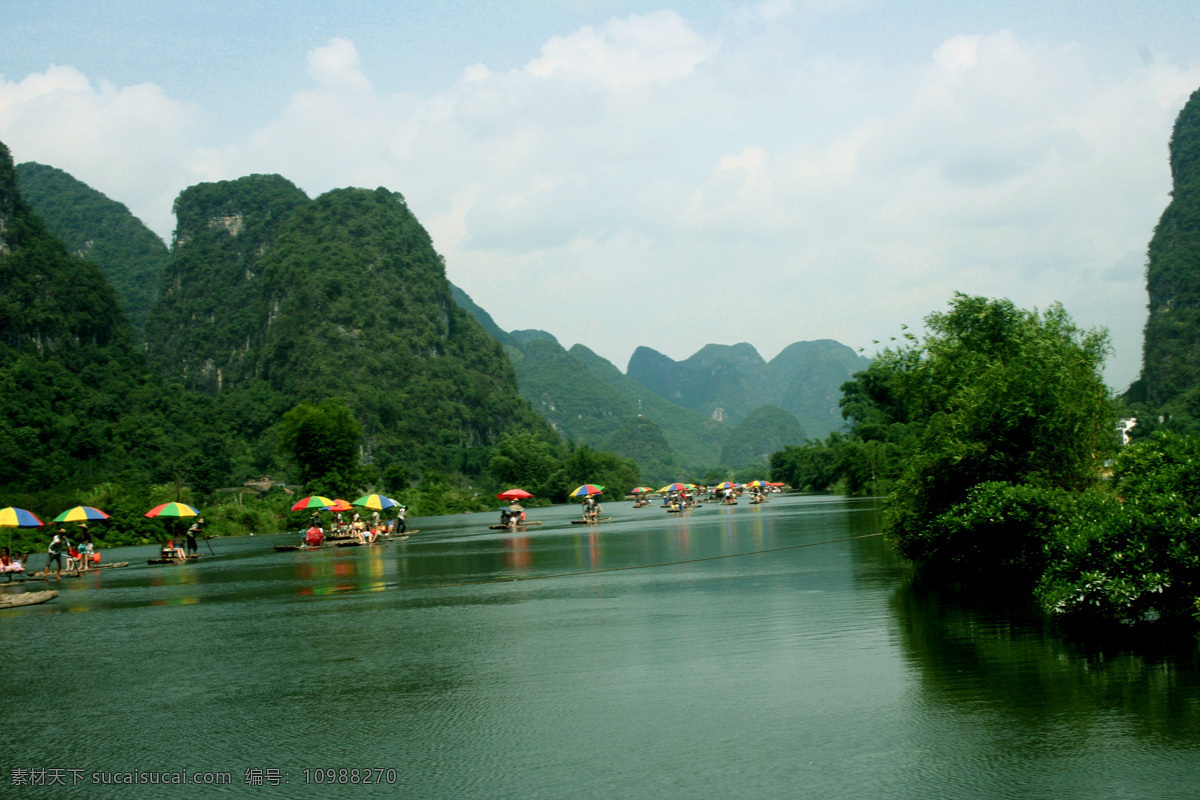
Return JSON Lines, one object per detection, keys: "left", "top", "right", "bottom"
{"left": 334, "top": 540, "right": 388, "bottom": 548}
{"left": 0, "top": 589, "right": 58, "bottom": 609}
{"left": 488, "top": 521, "right": 543, "bottom": 530}
{"left": 273, "top": 544, "right": 326, "bottom": 552}
{"left": 25, "top": 570, "right": 82, "bottom": 580}
{"left": 570, "top": 518, "right": 612, "bottom": 524}
{"left": 93, "top": 561, "right": 130, "bottom": 570}
{"left": 147, "top": 554, "right": 201, "bottom": 565}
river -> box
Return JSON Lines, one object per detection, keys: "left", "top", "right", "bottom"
{"left": 2, "top": 494, "right": 1198, "bottom": 798}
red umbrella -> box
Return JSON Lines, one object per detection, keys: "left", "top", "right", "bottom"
{"left": 497, "top": 488, "right": 533, "bottom": 500}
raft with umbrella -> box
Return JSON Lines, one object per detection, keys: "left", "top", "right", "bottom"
{"left": 145, "top": 503, "right": 204, "bottom": 563}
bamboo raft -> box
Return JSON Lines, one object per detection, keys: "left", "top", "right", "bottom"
{"left": 488, "top": 521, "right": 544, "bottom": 530}
{"left": 0, "top": 590, "right": 58, "bottom": 609}
{"left": 147, "top": 554, "right": 201, "bottom": 565}
{"left": 24, "top": 570, "right": 82, "bottom": 580}
{"left": 571, "top": 518, "right": 613, "bottom": 524}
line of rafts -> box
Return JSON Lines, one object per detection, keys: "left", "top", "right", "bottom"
{"left": 268, "top": 494, "right": 415, "bottom": 553}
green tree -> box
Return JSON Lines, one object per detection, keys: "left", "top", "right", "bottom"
{"left": 489, "top": 431, "right": 566, "bottom": 498}
{"left": 881, "top": 294, "right": 1115, "bottom": 572}
{"left": 278, "top": 398, "right": 363, "bottom": 491}
{"left": 1037, "top": 431, "right": 1200, "bottom": 626}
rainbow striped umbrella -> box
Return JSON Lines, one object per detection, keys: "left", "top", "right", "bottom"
{"left": 144, "top": 502, "right": 200, "bottom": 518}
{"left": 713, "top": 482, "right": 738, "bottom": 490}
{"left": 290, "top": 496, "right": 335, "bottom": 512}
{"left": 659, "top": 483, "right": 689, "bottom": 493}
{"left": 745, "top": 480, "right": 768, "bottom": 488}
{"left": 0, "top": 507, "right": 43, "bottom": 528}
{"left": 631, "top": 486, "right": 655, "bottom": 495}
{"left": 569, "top": 484, "right": 604, "bottom": 497}
{"left": 53, "top": 506, "right": 110, "bottom": 523}
{"left": 352, "top": 494, "right": 398, "bottom": 510}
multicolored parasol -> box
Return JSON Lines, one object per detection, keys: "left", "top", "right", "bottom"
{"left": 0, "top": 507, "right": 44, "bottom": 528}
{"left": 290, "top": 496, "right": 335, "bottom": 512}
{"left": 53, "top": 506, "right": 110, "bottom": 523}
{"left": 144, "top": 502, "right": 200, "bottom": 518}
{"left": 352, "top": 494, "right": 399, "bottom": 511}
{"left": 568, "top": 484, "right": 604, "bottom": 497}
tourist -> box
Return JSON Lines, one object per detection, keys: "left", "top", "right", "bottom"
{"left": 185, "top": 518, "right": 203, "bottom": 557}
{"left": 304, "top": 525, "right": 323, "bottom": 548}
{"left": 76, "top": 526, "right": 95, "bottom": 571}
{"left": 161, "top": 537, "right": 187, "bottom": 561}
{"left": 46, "top": 529, "right": 69, "bottom": 579}
{"left": 0, "top": 547, "right": 21, "bottom": 580}
{"left": 394, "top": 505, "right": 407, "bottom": 535}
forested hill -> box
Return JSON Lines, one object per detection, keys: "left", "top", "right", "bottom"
{"left": 0, "top": 145, "right": 130, "bottom": 357}
{"left": 15, "top": 162, "right": 169, "bottom": 341}
{"left": 1141, "top": 86, "right": 1200, "bottom": 407}
{"left": 145, "top": 179, "right": 555, "bottom": 474}
{"left": 144, "top": 174, "right": 310, "bottom": 391}
{"left": 626, "top": 340, "right": 870, "bottom": 437}
{"left": 0, "top": 138, "right": 224, "bottom": 495}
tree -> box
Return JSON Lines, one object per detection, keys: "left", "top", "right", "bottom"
{"left": 881, "top": 294, "right": 1115, "bottom": 572}
{"left": 278, "top": 398, "right": 363, "bottom": 491}
{"left": 489, "top": 432, "right": 566, "bottom": 498}
{"left": 1037, "top": 431, "right": 1200, "bottom": 626}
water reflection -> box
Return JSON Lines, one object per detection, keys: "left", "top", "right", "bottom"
{"left": 895, "top": 577, "right": 1200, "bottom": 717}
{"left": 4, "top": 495, "right": 1199, "bottom": 799}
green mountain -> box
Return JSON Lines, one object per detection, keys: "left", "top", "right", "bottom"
{"left": 144, "top": 174, "right": 310, "bottom": 392}
{"left": 448, "top": 287, "right": 862, "bottom": 474}
{"left": 626, "top": 340, "right": 870, "bottom": 437}
{"left": 1141, "top": 86, "right": 1200, "bottom": 407}
{"left": 719, "top": 405, "right": 806, "bottom": 468}
{"left": 145, "top": 178, "right": 554, "bottom": 475}
{"left": 14, "top": 162, "right": 170, "bottom": 340}
{"left": 566, "top": 343, "right": 727, "bottom": 467}
{"left": 0, "top": 138, "right": 227, "bottom": 494}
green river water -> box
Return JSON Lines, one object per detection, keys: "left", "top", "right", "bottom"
{"left": 2, "top": 494, "right": 1199, "bottom": 799}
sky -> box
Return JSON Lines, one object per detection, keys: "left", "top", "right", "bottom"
{"left": 3, "top": 1, "right": 1199, "bottom": 389}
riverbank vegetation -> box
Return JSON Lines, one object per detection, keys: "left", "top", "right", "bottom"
{"left": 773, "top": 294, "right": 1200, "bottom": 631}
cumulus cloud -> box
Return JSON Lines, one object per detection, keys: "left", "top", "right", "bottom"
{"left": 2, "top": 12, "right": 1197, "bottom": 388}
{"left": 525, "top": 10, "right": 720, "bottom": 89}
{"left": 0, "top": 65, "right": 208, "bottom": 235}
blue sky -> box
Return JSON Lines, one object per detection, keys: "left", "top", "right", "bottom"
{"left": 4, "top": 1, "right": 1200, "bottom": 388}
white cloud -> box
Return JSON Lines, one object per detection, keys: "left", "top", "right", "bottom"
{"left": 305, "top": 37, "right": 372, "bottom": 93}
{"left": 0, "top": 65, "right": 208, "bottom": 235}
{"left": 2, "top": 14, "right": 1197, "bottom": 389}
{"left": 525, "top": 10, "right": 720, "bottom": 89}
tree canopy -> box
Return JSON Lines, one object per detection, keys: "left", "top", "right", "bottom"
{"left": 879, "top": 294, "right": 1115, "bottom": 570}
